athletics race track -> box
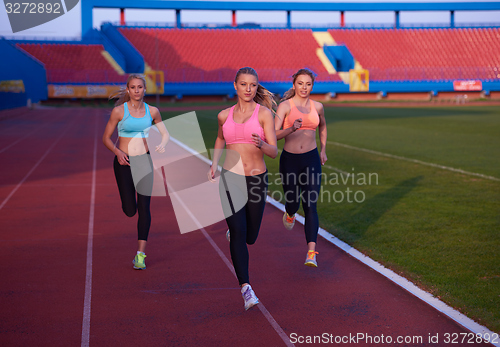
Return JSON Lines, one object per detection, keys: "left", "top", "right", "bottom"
{"left": 0, "top": 106, "right": 497, "bottom": 347}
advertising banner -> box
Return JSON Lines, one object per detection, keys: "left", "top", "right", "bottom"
{"left": 453, "top": 80, "right": 482, "bottom": 91}
{"left": 48, "top": 85, "right": 122, "bottom": 98}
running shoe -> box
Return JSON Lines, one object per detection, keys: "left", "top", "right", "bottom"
{"left": 226, "top": 229, "right": 230, "bottom": 242}
{"left": 304, "top": 251, "right": 319, "bottom": 267}
{"left": 283, "top": 212, "right": 296, "bottom": 230}
{"left": 133, "top": 252, "right": 147, "bottom": 270}
{"left": 241, "top": 284, "right": 259, "bottom": 311}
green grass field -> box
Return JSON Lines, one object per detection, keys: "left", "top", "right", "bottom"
{"left": 161, "top": 104, "right": 500, "bottom": 333}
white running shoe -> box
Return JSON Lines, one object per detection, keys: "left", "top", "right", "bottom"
{"left": 241, "top": 284, "right": 259, "bottom": 310}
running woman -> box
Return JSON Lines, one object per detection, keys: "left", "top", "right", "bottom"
{"left": 103, "top": 74, "right": 169, "bottom": 270}
{"left": 208, "top": 67, "right": 277, "bottom": 310}
{"left": 274, "top": 68, "right": 327, "bottom": 267}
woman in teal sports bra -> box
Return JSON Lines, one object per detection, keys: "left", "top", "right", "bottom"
{"left": 102, "top": 74, "right": 169, "bottom": 270}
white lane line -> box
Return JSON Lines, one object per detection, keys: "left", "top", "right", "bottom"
{"left": 173, "top": 137, "right": 499, "bottom": 346}
{"left": 0, "top": 118, "right": 76, "bottom": 211}
{"left": 266, "top": 197, "right": 500, "bottom": 345}
{"left": 328, "top": 140, "right": 500, "bottom": 182}
{"left": 0, "top": 121, "right": 52, "bottom": 154}
{"left": 81, "top": 112, "right": 98, "bottom": 347}
{"left": 159, "top": 150, "right": 294, "bottom": 347}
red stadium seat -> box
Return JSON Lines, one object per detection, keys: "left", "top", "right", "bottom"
{"left": 119, "top": 27, "right": 340, "bottom": 83}
{"left": 16, "top": 43, "right": 127, "bottom": 84}
{"left": 328, "top": 28, "right": 500, "bottom": 81}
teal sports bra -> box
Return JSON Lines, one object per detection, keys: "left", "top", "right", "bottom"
{"left": 118, "top": 102, "right": 153, "bottom": 138}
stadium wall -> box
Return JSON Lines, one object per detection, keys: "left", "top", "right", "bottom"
{"left": 0, "top": 39, "right": 47, "bottom": 110}
{"left": 101, "top": 23, "right": 144, "bottom": 73}
{"left": 161, "top": 80, "right": 500, "bottom": 98}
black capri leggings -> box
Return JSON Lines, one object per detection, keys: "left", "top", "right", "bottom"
{"left": 279, "top": 148, "right": 322, "bottom": 244}
{"left": 113, "top": 153, "right": 153, "bottom": 241}
{"left": 220, "top": 169, "right": 268, "bottom": 285}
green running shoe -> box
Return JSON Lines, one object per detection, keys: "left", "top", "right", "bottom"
{"left": 133, "top": 252, "right": 147, "bottom": 270}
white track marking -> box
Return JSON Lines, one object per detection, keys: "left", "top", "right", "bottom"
{"left": 81, "top": 112, "right": 98, "bottom": 347}
{"left": 266, "top": 197, "right": 499, "bottom": 345}
{"left": 328, "top": 140, "right": 500, "bottom": 182}
{"left": 174, "top": 136, "right": 499, "bottom": 346}
{"left": 160, "top": 146, "right": 294, "bottom": 347}
{"left": 0, "top": 119, "right": 75, "bottom": 211}
{"left": 0, "top": 121, "right": 52, "bottom": 154}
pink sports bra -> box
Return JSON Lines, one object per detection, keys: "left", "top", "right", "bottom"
{"left": 283, "top": 98, "right": 319, "bottom": 131}
{"left": 223, "top": 104, "right": 266, "bottom": 145}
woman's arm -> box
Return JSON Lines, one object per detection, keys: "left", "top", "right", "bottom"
{"left": 255, "top": 107, "right": 278, "bottom": 159}
{"left": 150, "top": 106, "right": 169, "bottom": 153}
{"left": 316, "top": 102, "right": 328, "bottom": 165}
{"left": 102, "top": 106, "right": 129, "bottom": 165}
{"left": 275, "top": 100, "right": 301, "bottom": 140}
{"left": 208, "top": 111, "right": 227, "bottom": 181}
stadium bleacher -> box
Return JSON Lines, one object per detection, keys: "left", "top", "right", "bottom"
{"left": 16, "top": 43, "right": 126, "bottom": 84}
{"left": 329, "top": 28, "right": 500, "bottom": 81}
{"left": 9, "top": 27, "right": 500, "bottom": 88}
{"left": 119, "top": 27, "right": 340, "bottom": 83}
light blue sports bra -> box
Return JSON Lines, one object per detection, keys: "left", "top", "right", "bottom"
{"left": 117, "top": 102, "right": 153, "bottom": 138}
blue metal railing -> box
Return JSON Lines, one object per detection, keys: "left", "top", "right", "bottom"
{"left": 112, "top": 21, "right": 500, "bottom": 30}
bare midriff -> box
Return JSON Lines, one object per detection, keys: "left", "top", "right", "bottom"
{"left": 283, "top": 129, "right": 317, "bottom": 154}
{"left": 118, "top": 137, "right": 149, "bottom": 156}
{"left": 225, "top": 143, "right": 266, "bottom": 176}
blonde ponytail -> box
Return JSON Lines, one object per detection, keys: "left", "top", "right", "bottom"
{"left": 254, "top": 84, "right": 277, "bottom": 114}
{"left": 109, "top": 74, "right": 147, "bottom": 107}
{"left": 281, "top": 87, "right": 295, "bottom": 102}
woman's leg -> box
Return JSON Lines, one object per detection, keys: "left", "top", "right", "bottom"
{"left": 134, "top": 153, "right": 154, "bottom": 254}
{"left": 279, "top": 150, "right": 301, "bottom": 216}
{"left": 113, "top": 156, "right": 137, "bottom": 217}
{"left": 245, "top": 172, "right": 268, "bottom": 246}
{"left": 221, "top": 169, "right": 251, "bottom": 286}
{"left": 226, "top": 206, "right": 250, "bottom": 286}
{"left": 300, "top": 150, "right": 322, "bottom": 248}
{"left": 227, "top": 172, "right": 267, "bottom": 310}
{"left": 222, "top": 171, "right": 267, "bottom": 286}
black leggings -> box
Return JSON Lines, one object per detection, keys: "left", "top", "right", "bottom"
{"left": 220, "top": 170, "right": 268, "bottom": 285}
{"left": 113, "top": 153, "right": 153, "bottom": 241}
{"left": 279, "top": 148, "right": 322, "bottom": 244}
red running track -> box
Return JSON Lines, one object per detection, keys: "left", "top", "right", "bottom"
{"left": 0, "top": 107, "right": 494, "bottom": 346}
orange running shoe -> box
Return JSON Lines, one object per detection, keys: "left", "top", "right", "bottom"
{"left": 282, "top": 212, "right": 295, "bottom": 230}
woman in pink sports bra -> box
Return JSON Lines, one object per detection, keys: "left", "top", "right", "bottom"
{"left": 208, "top": 67, "right": 277, "bottom": 311}
{"left": 275, "top": 68, "right": 328, "bottom": 268}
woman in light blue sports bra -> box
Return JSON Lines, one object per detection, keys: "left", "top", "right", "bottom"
{"left": 103, "top": 74, "right": 169, "bottom": 270}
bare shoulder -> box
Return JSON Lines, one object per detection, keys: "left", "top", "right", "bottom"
{"left": 312, "top": 100, "right": 324, "bottom": 114}
{"left": 277, "top": 99, "right": 291, "bottom": 112}
{"left": 110, "top": 103, "right": 125, "bottom": 121}
{"left": 258, "top": 105, "right": 274, "bottom": 121}
{"left": 148, "top": 104, "right": 160, "bottom": 114}
{"left": 148, "top": 104, "right": 161, "bottom": 119}
{"left": 275, "top": 99, "right": 290, "bottom": 122}
{"left": 217, "top": 107, "right": 231, "bottom": 124}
